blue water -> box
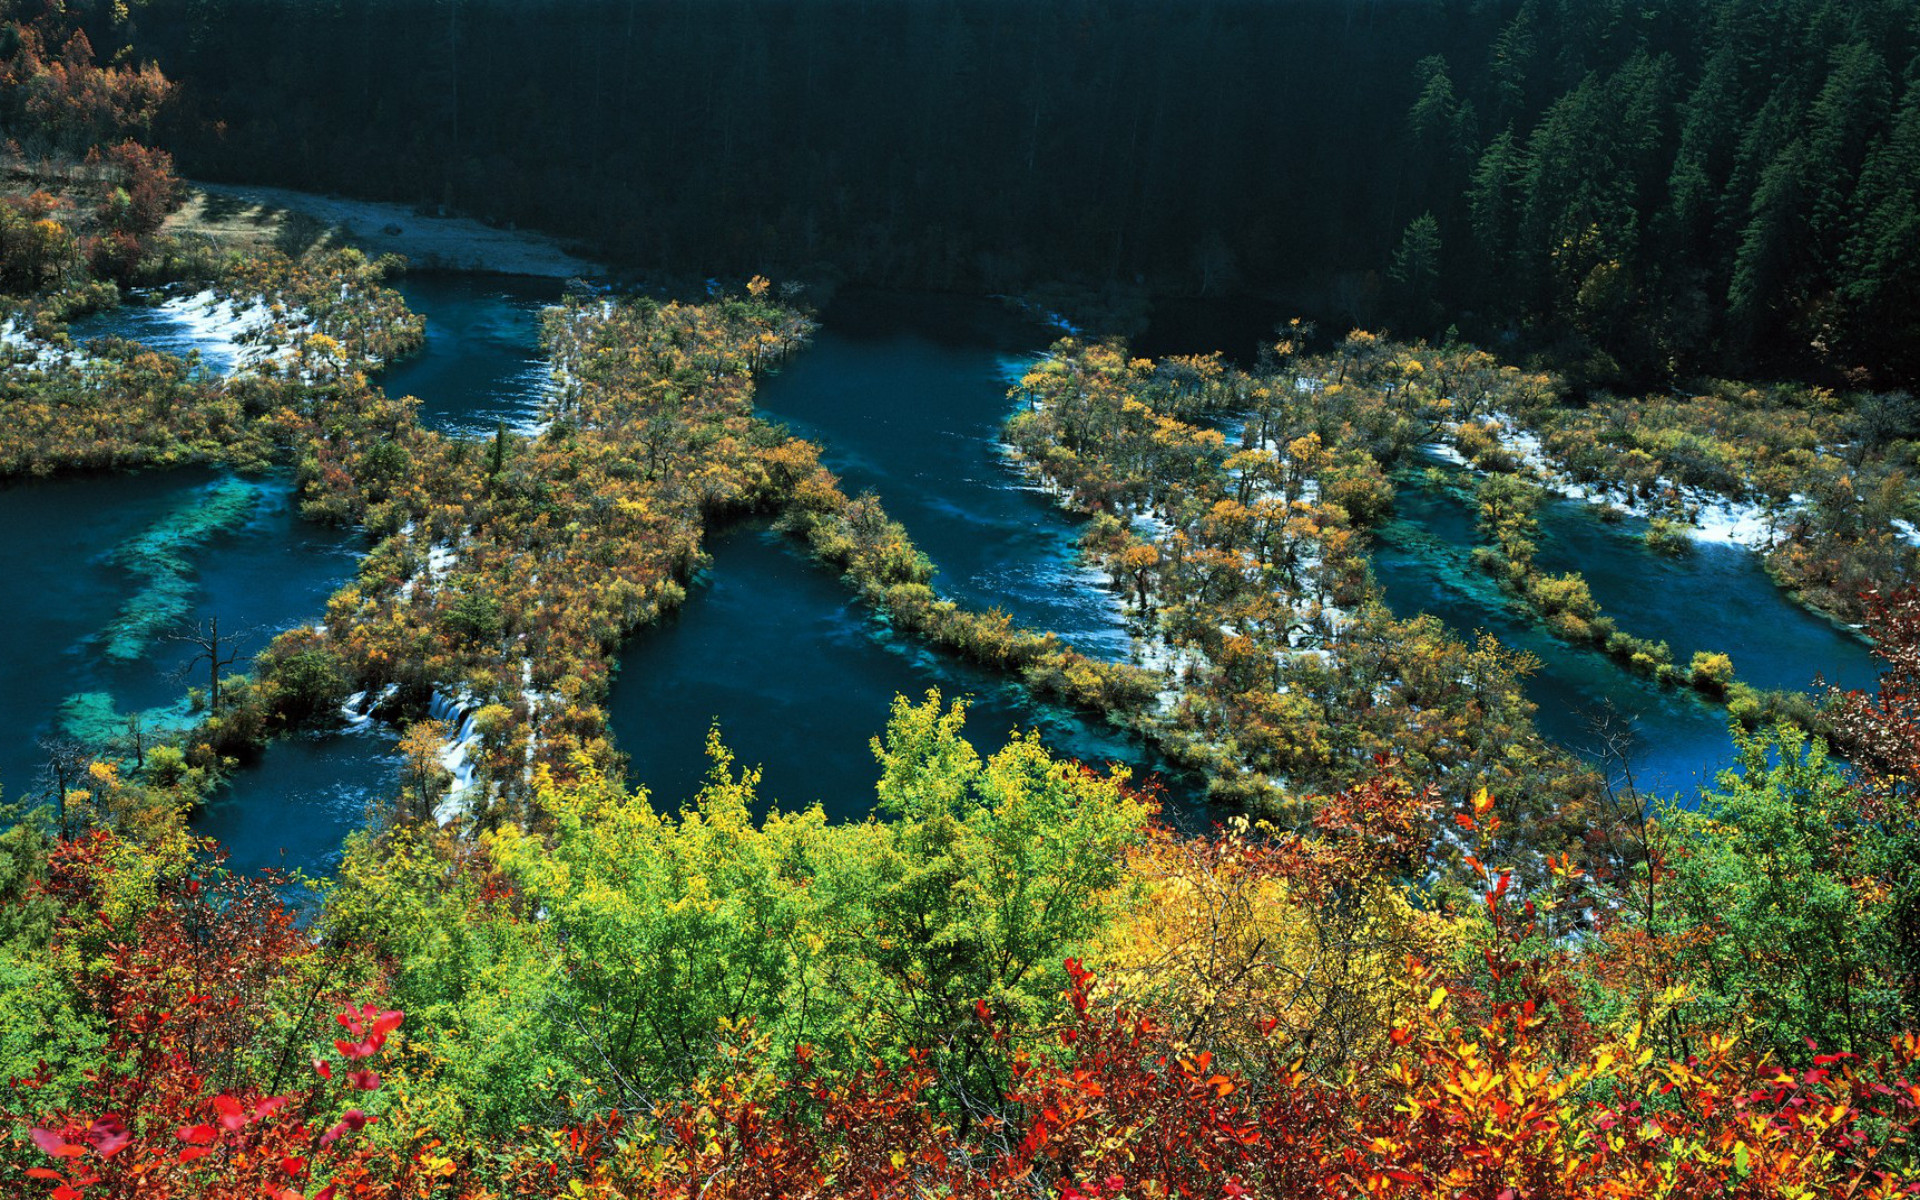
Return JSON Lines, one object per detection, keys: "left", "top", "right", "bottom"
{"left": 755, "top": 292, "right": 1131, "bottom": 660}
{"left": 0, "top": 469, "right": 362, "bottom": 808}
{"left": 606, "top": 523, "right": 1194, "bottom": 824}
{"left": 1373, "top": 466, "right": 1878, "bottom": 799}
{"left": 605, "top": 292, "right": 1186, "bottom": 825}
{"left": 381, "top": 273, "right": 563, "bottom": 436}
{"left": 53, "top": 275, "right": 565, "bottom": 871}
{"left": 1531, "top": 497, "right": 1877, "bottom": 695}
{"left": 70, "top": 294, "right": 243, "bottom": 374}
{"left": 30, "top": 280, "right": 1889, "bottom": 869}
{"left": 199, "top": 725, "right": 400, "bottom": 878}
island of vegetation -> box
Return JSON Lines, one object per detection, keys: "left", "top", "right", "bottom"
{"left": 0, "top": 1, "right": 1916, "bottom": 1197}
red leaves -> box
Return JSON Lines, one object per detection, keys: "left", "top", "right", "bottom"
{"left": 83, "top": 1118, "right": 129, "bottom": 1159}
{"left": 320, "top": 1109, "right": 371, "bottom": 1148}
{"left": 0, "top": 831, "right": 423, "bottom": 1200}
{"left": 332, "top": 1004, "right": 404, "bottom": 1061}
{"left": 213, "top": 1094, "right": 248, "bottom": 1131}
{"left": 30, "top": 1128, "right": 84, "bottom": 1158}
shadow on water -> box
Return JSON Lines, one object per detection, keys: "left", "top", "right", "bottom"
{"left": 756, "top": 291, "right": 1132, "bottom": 661}
{"left": 1374, "top": 465, "right": 1879, "bottom": 800}
{"left": 607, "top": 524, "right": 1200, "bottom": 827}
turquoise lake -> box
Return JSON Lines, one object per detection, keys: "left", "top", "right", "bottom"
{"left": 17, "top": 282, "right": 1891, "bottom": 873}
{"left": 1372, "top": 466, "right": 1879, "bottom": 799}
{"left": 0, "top": 469, "right": 362, "bottom": 816}
{"left": 752, "top": 292, "right": 1131, "bottom": 660}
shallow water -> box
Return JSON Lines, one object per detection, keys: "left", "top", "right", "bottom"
{"left": 606, "top": 524, "right": 1195, "bottom": 824}
{"left": 381, "top": 273, "right": 563, "bottom": 436}
{"left": 11, "top": 273, "right": 559, "bottom": 873}
{"left": 1373, "top": 467, "right": 1880, "bottom": 799}
{"left": 70, "top": 295, "right": 246, "bottom": 374}
{"left": 756, "top": 292, "right": 1131, "bottom": 660}
{"left": 0, "top": 470, "right": 361, "bottom": 807}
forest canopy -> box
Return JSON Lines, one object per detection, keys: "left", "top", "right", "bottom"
{"left": 37, "top": 0, "right": 1911, "bottom": 387}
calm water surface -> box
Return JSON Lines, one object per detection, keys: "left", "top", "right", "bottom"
{"left": 757, "top": 292, "right": 1130, "bottom": 660}
{"left": 1531, "top": 498, "right": 1877, "bottom": 696}
{"left": 607, "top": 524, "right": 1193, "bottom": 824}
{"left": 1374, "top": 465, "right": 1879, "bottom": 798}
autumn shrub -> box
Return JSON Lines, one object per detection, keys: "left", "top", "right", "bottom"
{"left": 1644, "top": 516, "right": 1692, "bottom": 556}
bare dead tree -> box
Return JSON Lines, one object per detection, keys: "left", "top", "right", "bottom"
{"left": 36, "top": 735, "right": 91, "bottom": 838}
{"left": 1587, "top": 702, "right": 1661, "bottom": 929}
{"left": 167, "top": 616, "right": 258, "bottom": 715}
{"left": 116, "top": 711, "right": 151, "bottom": 771}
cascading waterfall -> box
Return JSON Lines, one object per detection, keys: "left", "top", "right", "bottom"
{"left": 428, "top": 689, "right": 485, "bottom": 824}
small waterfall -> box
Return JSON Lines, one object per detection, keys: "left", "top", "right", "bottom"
{"left": 428, "top": 689, "right": 485, "bottom": 825}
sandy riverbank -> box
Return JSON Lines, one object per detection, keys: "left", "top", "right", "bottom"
{"left": 167, "top": 182, "right": 605, "bottom": 278}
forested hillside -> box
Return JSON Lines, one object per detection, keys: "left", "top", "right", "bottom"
{"left": 4, "top": 1, "right": 1920, "bottom": 1196}
{"left": 90, "top": 0, "right": 1920, "bottom": 385}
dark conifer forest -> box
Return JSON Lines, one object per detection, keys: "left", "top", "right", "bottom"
{"left": 4, "top": 1, "right": 1920, "bottom": 1196}
{"left": 121, "top": 0, "right": 1920, "bottom": 384}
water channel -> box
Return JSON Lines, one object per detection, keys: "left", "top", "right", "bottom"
{"left": 17, "top": 282, "right": 1885, "bottom": 874}
{"left": 1374, "top": 463, "right": 1878, "bottom": 798}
